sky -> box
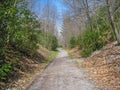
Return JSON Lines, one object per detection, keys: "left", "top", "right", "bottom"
{"left": 30, "top": 0, "right": 66, "bottom": 33}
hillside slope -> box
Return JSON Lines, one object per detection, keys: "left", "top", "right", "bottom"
{"left": 83, "top": 42, "right": 120, "bottom": 90}
{"left": 0, "top": 45, "right": 55, "bottom": 89}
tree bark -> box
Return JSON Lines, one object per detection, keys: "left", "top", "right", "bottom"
{"left": 105, "top": 0, "right": 120, "bottom": 44}
{"left": 82, "top": 0, "right": 93, "bottom": 31}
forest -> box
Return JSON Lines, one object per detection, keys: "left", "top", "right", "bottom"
{"left": 62, "top": 0, "right": 120, "bottom": 57}
{"left": 0, "top": 0, "right": 120, "bottom": 89}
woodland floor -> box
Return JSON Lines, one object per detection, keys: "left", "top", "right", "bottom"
{"left": 3, "top": 45, "right": 51, "bottom": 90}
{"left": 83, "top": 41, "right": 120, "bottom": 90}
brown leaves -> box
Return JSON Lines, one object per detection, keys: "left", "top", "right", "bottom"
{"left": 83, "top": 42, "right": 120, "bottom": 90}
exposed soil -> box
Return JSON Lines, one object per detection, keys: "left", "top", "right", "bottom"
{"left": 26, "top": 48, "right": 101, "bottom": 90}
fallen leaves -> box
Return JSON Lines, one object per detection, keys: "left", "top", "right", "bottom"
{"left": 68, "top": 46, "right": 81, "bottom": 58}
{"left": 83, "top": 42, "right": 120, "bottom": 90}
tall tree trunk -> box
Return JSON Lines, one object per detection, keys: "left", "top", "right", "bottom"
{"left": 82, "top": 0, "right": 93, "bottom": 31}
{"left": 105, "top": 0, "right": 120, "bottom": 44}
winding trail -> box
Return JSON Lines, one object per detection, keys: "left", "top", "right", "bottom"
{"left": 26, "top": 48, "right": 101, "bottom": 90}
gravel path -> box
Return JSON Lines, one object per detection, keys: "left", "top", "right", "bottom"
{"left": 26, "top": 48, "right": 101, "bottom": 90}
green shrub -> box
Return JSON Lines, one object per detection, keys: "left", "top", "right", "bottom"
{"left": 79, "top": 29, "right": 105, "bottom": 57}
{"left": 0, "top": 0, "right": 57, "bottom": 80}
{"left": 0, "top": 64, "right": 11, "bottom": 78}
{"left": 69, "top": 35, "right": 76, "bottom": 48}
{"left": 77, "top": 6, "right": 115, "bottom": 57}
{"left": 81, "top": 48, "right": 93, "bottom": 57}
{"left": 51, "top": 36, "right": 58, "bottom": 51}
{"left": 36, "top": 31, "right": 58, "bottom": 51}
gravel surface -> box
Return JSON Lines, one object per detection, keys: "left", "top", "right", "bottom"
{"left": 26, "top": 48, "right": 101, "bottom": 90}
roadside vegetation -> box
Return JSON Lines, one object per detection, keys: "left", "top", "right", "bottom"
{"left": 0, "top": 0, "right": 58, "bottom": 89}
{"left": 67, "top": 3, "right": 119, "bottom": 57}
{"left": 46, "top": 51, "right": 58, "bottom": 63}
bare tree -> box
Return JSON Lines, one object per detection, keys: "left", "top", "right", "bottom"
{"left": 37, "top": 0, "right": 58, "bottom": 35}
{"left": 105, "top": 0, "right": 120, "bottom": 44}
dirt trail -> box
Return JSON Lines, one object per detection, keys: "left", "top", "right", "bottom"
{"left": 26, "top": 48, "right": 101, "bottom": 90}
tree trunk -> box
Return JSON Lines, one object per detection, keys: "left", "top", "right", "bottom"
{"left": 82, "top": 0, "right": 93, "bottom": 31}
{"left": 105, "top": 0, "right": 120, "bottom": 44}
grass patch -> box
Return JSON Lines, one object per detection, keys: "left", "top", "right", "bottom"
{"left": 45, "top": 50, "right": 59, "bottom": 63}
{"left": 49, "top": 51, "right": 58, "bottom": 60}
{"left": 68, "top": 51, "right": 73, "bottom": 58}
